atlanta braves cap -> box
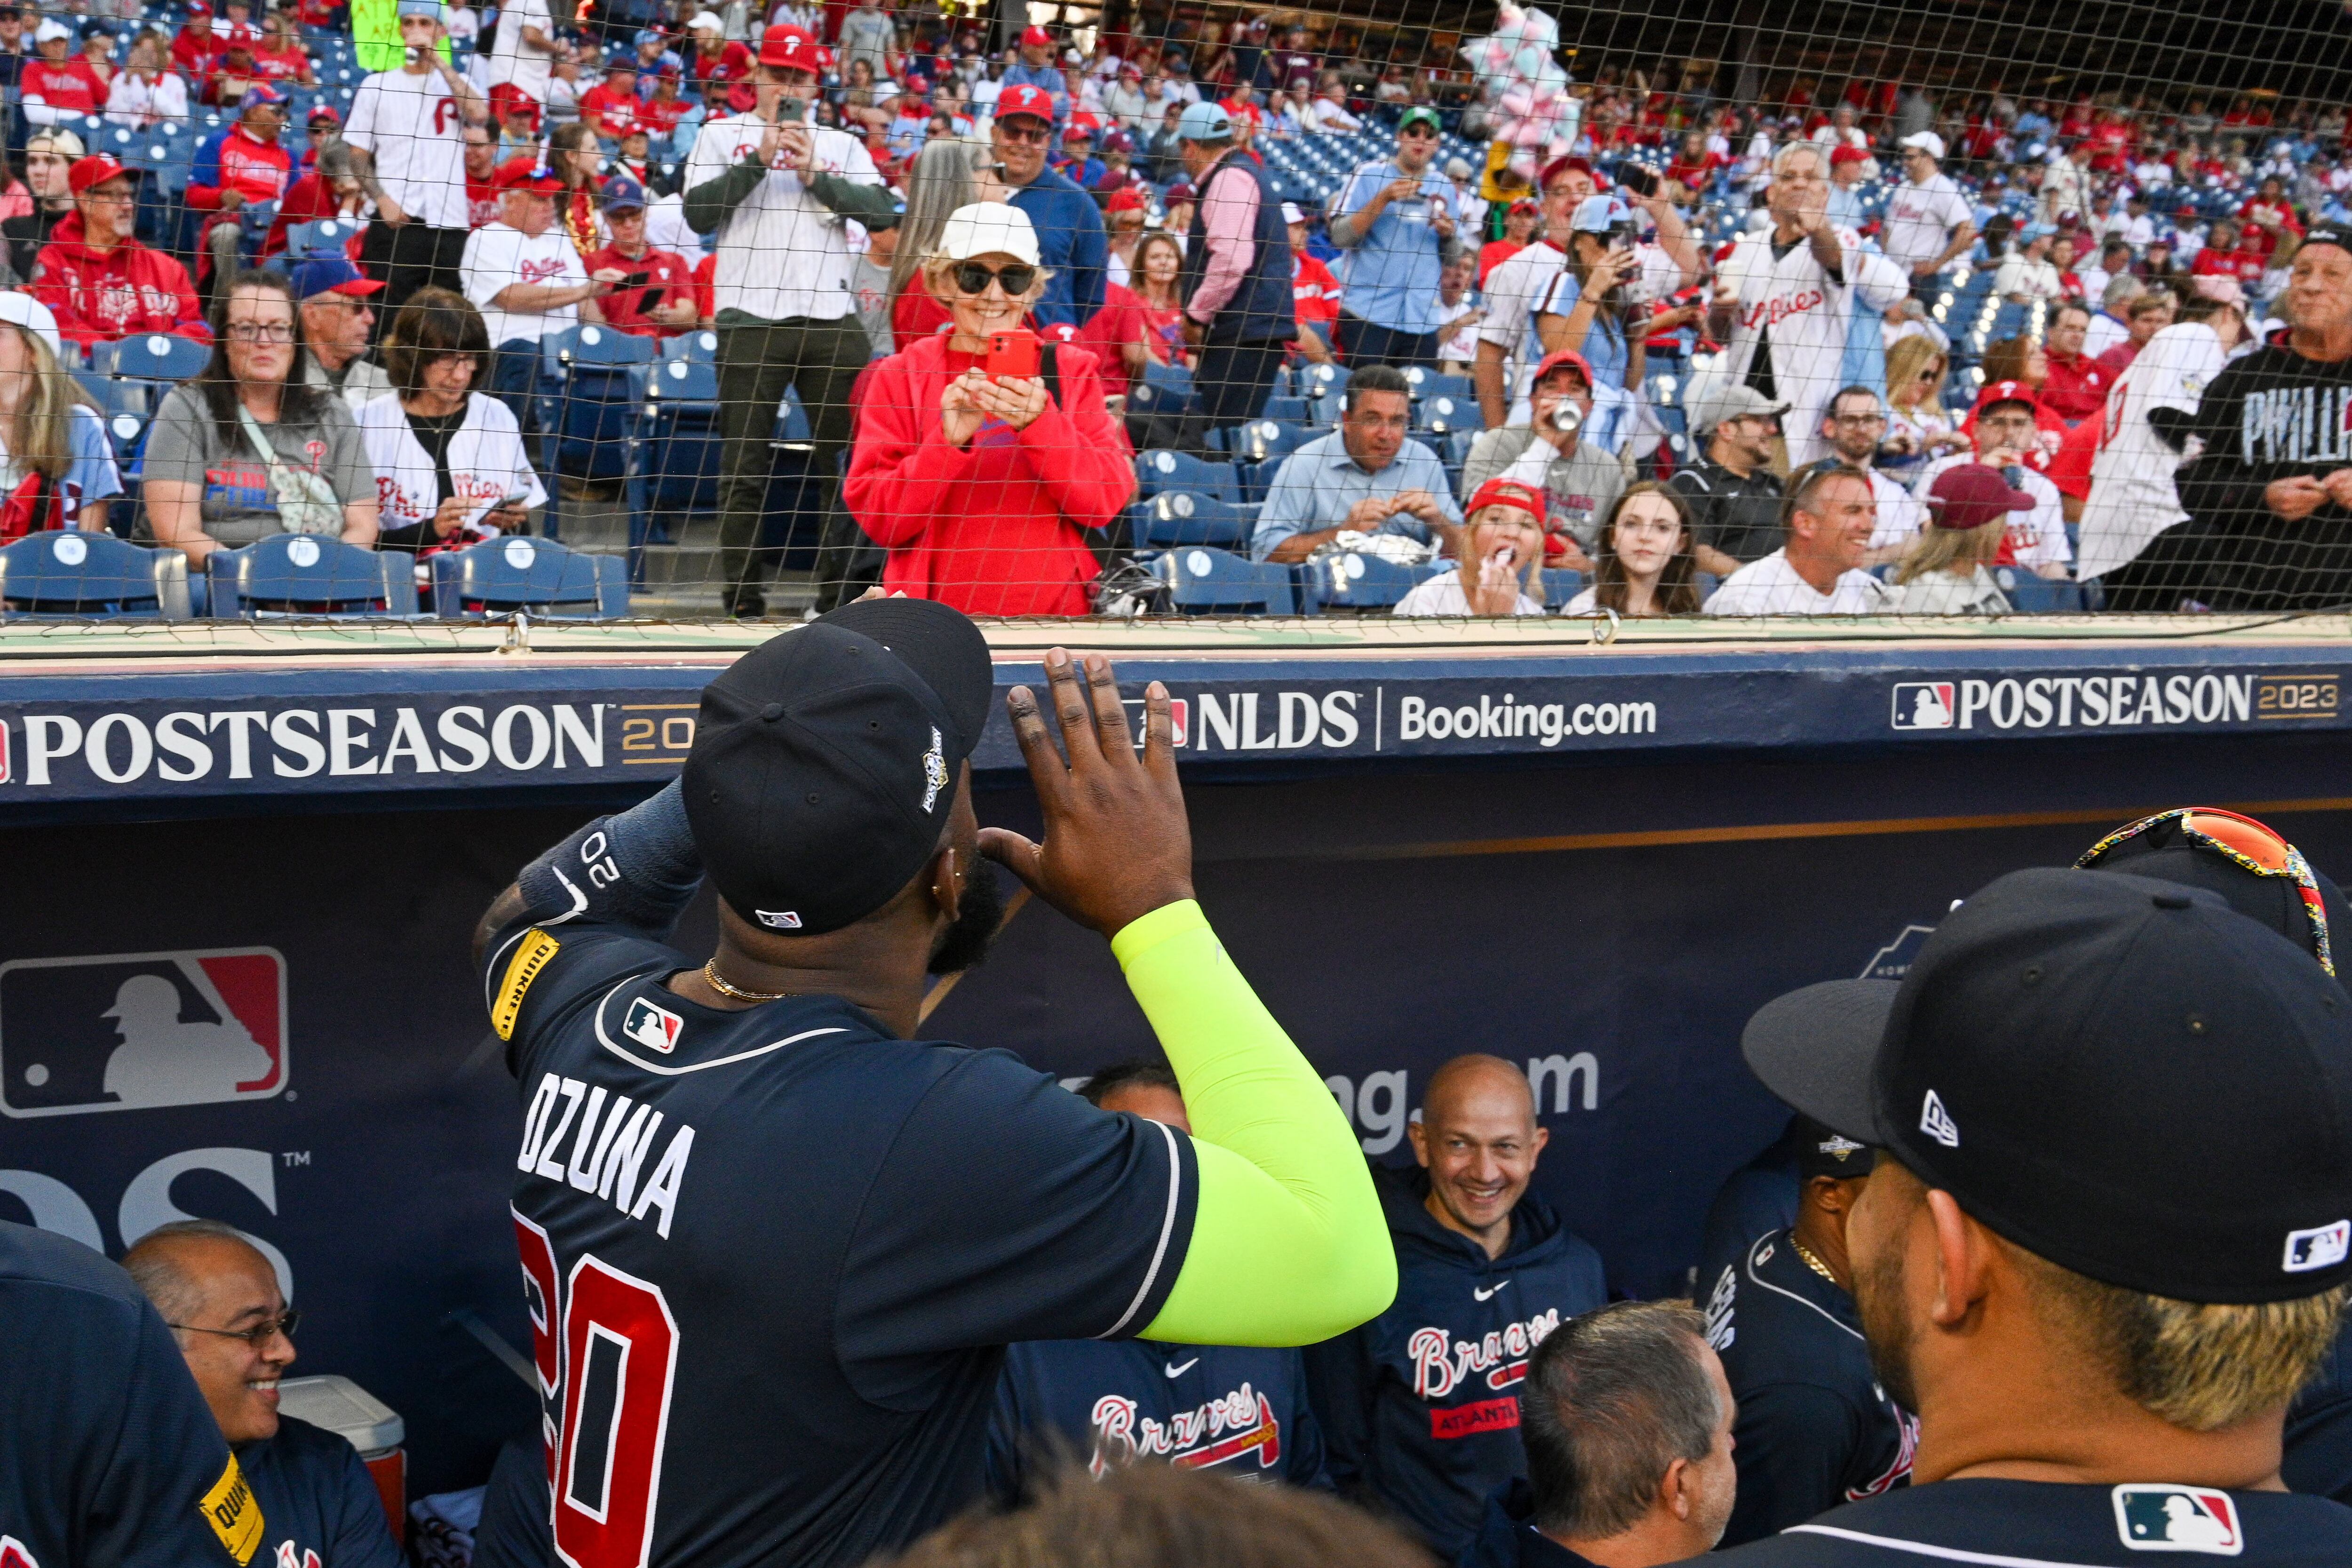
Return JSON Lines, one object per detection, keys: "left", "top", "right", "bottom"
{"left": 683, "top": 600, "right": 993, "bottom": 936}
{"left": 1742, "top": 866, "right": 2352, "bottom": 1303}
{"left": 1791, "top": 1114, "right": 1874, "bottom": 1180}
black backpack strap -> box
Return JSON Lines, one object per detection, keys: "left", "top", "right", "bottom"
{"left": 1041, "top": 339, "right": 1063, "bottom": 411}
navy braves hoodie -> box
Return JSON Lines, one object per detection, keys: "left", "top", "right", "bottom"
{"left": 1303, "top": 1162, "right": 1607, "bottom": 1559}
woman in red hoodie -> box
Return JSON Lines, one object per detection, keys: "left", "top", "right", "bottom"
{"left": 846, "top": 203, "right": 1135, "bottom": 617}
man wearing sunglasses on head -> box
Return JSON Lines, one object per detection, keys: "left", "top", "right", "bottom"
{"left": 125, "top": 1219, "right": 401, "bottom": 1568}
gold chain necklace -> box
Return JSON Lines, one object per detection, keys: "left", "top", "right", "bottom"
{"left": 1790, "top": 1235, "right": 1841, "bottom": 1287}
{"left": 701, "top": 961, "right": 794, "bottom": 1003}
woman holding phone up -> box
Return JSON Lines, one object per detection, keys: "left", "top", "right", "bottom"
{"left": 845, "top": 204, "right": 1135, "bottom": 616}
{"left": 357, "top": 287, "right": 544, "bottom": 585}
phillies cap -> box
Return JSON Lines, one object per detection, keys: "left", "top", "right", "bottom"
{"left": 995, "top": 83, "right": 1055, "bottom": 124}
{"left": 1107, "top": 186, "right": 1147, "bottom": 215}
{"left": 1177, "top": 100, "right": 1232, "bottom": 142}
{"left": 493, "top": 157, "right": 563, "bottom": 194}
{"left": 1531, "top": 348, "right": 1594, "bottom": 390}
{"left": 32, "top": 16, "right": 68, "bottom": 42}
{"left": 67, "top": 154, "right": 132, "bottom": 195}
{"left": 1925, "top": 462, "right": 2034, "bottom": 530}
{"left": 1742, "top": 867, "right": 2352, "bottom": 1303}
{"left": 756, "top": 25, "right": 829, "bottom": 71}
{"left": 1279, "top": 201, "right": 1306, "bottom": 225}
{"left": 1536, "top": 153, "right": 1594, "bottom": 193}
{"left": 288, "top": 251, "right": 385, "bottom": 302}
{"left": 682, "top": 600, "right": 994, "bottom": 935}
{"left": 1970, "top": 378, "right": 2040, "bottom": 417}
{"left": 1829, "top": 143, "right": 1869, "bottom": 167}
{"left": 1792, "top": 1114, "right": 1874, "bottom": 1180}
{"left": 1019, "top": 24, "right": 1053, "bottom": 47}
{"left": 599, "top": 175, "right": 648, "bottom": 213}
{"left": 1466, "top": 477, "right": 1546, "bottom": 526}
{"left": 307, "top": 104, "right": 342, "bottom": 126}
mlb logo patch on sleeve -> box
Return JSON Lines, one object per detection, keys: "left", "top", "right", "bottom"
{"left": 2113, "top": 1485, "right": 2243, "bottom": 1554}
{"left": 622, "top": 996, "right": 683, "bottom": 1054}
{"left": 0, "top": 948, "right": 286, "bottom": 1118}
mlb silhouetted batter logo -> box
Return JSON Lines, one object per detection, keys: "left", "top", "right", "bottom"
{"left": 0, "top": 947, "right": 286, "bottom": 1117}
{"left": 2113, "top": 1485, "right": 2243, "bottom": 1553}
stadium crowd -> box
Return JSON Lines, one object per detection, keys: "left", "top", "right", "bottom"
{"left": 2, "top": 0, "right": 2352, "bottom": 617}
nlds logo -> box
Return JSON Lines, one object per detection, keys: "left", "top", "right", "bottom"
{"left": 621, "top": 997, "right": 683, "bottom": 1055}
{"left": 0, "top": 948, "right": 287, "bottom": 1118}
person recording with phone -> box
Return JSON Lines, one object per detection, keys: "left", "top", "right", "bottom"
{"left": 1533, "top": 195, "right": 1702, "bottom": 398}
{"left": 342, "top": 0, "right": 489, "bottom": 312}
{"left": 682, "top": 24, "right": 899, "bottom": 618}
{"left": 581, "top": 177, "right": 696, "bottom": 336}
{"left": 844, "top": 203, "right": 1135, "bottom": 617}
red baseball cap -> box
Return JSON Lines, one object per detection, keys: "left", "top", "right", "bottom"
{"left": 1926, "top": 462, "right": 2036, "bottom": 531}
{"left": 1970, "top": 378, "right": 2041, "bottom": 418}
{"left": 68, "top": 154, "right": 133, "bottom": 196}
{"left": 996, "top": 84, "right": 1055, "bottom": 124}
{"left": 493, "top": 156, "right": 563, "bottom": 195}
{"left": 1466, "top": 477, "right": 1547, "bottom": 526}
{"left": 757, "top": 25, "right": 830, "bottom": 72}
{"left": 1531, "top": 348, "right": 1594, "bottom": 391}
{"left": 1105, "top": 186, "right": 1146, "bottom": 214}
{"left": 1829, "top": 143, "right": 1869, "bottom": 167}
{"left": 1536, "top": 154, "right": 1594, "bottom": 194}
{"left": 1019, "top": 24, "right": 1053, "bottom": 47}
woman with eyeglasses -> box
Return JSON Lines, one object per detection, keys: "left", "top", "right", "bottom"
{"left": 1880, "top": 333, "right": 1965, "bottom": 483}
{"left": 845, "top": 203, "right": 1136, "bottom": 616}
{"left": 143, "top": 270, "right": 380, "bottom": 566}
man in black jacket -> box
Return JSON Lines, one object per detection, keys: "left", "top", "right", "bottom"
{"left": 1305, "top": 1055, "right": 1606, "bottom": 1560}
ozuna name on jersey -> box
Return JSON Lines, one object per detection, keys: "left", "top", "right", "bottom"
{"left": 517, "top": 1071, "right": 696, "bottom": 1238}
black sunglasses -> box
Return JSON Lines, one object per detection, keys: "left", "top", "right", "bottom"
{"left": 951, "top": 260, "right": 1038, "bottom": 296}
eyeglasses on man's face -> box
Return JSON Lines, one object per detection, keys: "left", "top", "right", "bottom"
{"left": 171, "top": 1307, "right": 301, "bottom": 1345}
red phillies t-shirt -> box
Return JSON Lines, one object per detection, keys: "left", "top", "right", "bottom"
{"left": 20, "top": 58, "right": 104, "bottom": 115}
{"left": 466, "top": 174, "right": 499, "bottom": 229}
{"left": 578, "top": 82, "right": 644, "bottom": 139}
{"left": 637, "top": 94, "right": 691, "bottom": 138}
{"left": 1292, "top": 252, "right": 1339, "bottom": 331}
{"left": 1072, "top": 283, "right": 1146, "bottom": 399}
{"left": 692, "top": 252, "right": 715, "bottom": 321}
{"left": 253, "top": 41, "right": 309, "bottom": 81}
{"left": 585, "top": 244, "right": 694, "bottom": 335}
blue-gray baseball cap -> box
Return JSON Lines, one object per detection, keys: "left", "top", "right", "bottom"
{"left": 287, "top": 251, "right": 385, "bottom": 302}
{"left": 1176, "top": 100, "right": 1232, "bottom": 143}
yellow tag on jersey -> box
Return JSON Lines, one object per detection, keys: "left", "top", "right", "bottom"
{"left": 199, "top": 1455, "right": 262, "bottom": 1565}
{"left": 493, "top": 930, "right": 562, "bottom": 1042}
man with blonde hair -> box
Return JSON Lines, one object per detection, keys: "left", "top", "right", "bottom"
{"left": 1724, "top": 866, "right": 2352, "bottom": 1563}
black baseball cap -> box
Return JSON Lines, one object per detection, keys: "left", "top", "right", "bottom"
{"left": 1792, "top": 1114, "right": 1875, "bottom": 1181}
{"left": 2076, "top": 807, "right": 2348, "bottom": 980}
{"left": 2302, "top": 226, "right": 2351, "bottom": 257}
{"left": 682, "top": 599, "right": 994, "bottom": 936}
{"left": 1744, "top": 867, "right": 2352, "bottom": 1303}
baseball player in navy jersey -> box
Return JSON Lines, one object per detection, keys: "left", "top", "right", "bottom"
{"left": 0, "top": 1218, "right": 262, "bottom": 1568}
{"left": 1706, "top": 1116, "right": 1916, "bottom": 1544}
{"left": 985, "top": 1063, "right": 1331, "bottom": 1499}
{"left": 1724, "top": 863, "right": 2352, "bottom": 1565}
{"left": 472, "top": 600, "right": 1392, "bottom": 1568}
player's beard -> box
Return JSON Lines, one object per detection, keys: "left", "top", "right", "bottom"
{"left": 928, "top": 857, "right": 1007, "bottom": 976}
{"left": 1851, "top": 1234, "right": 1922, "bottom": 1415}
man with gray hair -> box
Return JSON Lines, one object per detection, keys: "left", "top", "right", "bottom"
{"left": 1459, "top": 1300, "right": 1738, "bottom": 1568}
{"left": 126, "top": 1220, "right": 401, "bottom": 1568}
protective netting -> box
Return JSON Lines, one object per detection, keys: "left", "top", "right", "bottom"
{"left": 16, "top": 0, "right": 2352, "bottom": 622}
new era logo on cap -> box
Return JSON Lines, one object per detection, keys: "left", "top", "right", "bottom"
{"left": 1919, "top": 1088, "right": 1960, "bottom": 1147}
{"left": 2284, "top": 1219, "right": 2351, "bottom": 1274}
{"left": 2112, "top": 1485, "right": 2242, "bottom": 1555}
{"left": 621, "top": 996, "right": 682, "bottom": 1055}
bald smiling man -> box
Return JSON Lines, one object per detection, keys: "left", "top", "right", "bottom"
{"left": 1304, "top": 1055, "right": 1608, "bottom": 1560}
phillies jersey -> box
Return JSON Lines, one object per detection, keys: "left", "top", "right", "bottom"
{"left": 1715, "top": 1476, "right": 2352, "bottom": 1565}
{"left": 1716, "top": 226, "right": 1908, "bottom": 466}
{"left": 985, "top": 1340, "right": 1328, "bottom": 1501}
{"left": 481, "top": 844, "right": 1197, "bottom": 1568}
{"left": 1706, "top": 1229, "right": 1917, "bottom": 1546}
{"left": 191, "top": 126, "right": 294, "bottom": 208}
{"left": 0, "top": 1220, "right": 256, "bottom": 1568}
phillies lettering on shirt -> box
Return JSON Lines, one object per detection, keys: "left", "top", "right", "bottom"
{"left": 2240, "top": 385, "right": 2352, "bottom": 466}
{"left": 1740, "top": 287, "right": 1828, "bottom": 334}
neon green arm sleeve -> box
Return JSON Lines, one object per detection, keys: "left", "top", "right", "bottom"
{"left": 1109, "top": 900, "right": 1397, "bottom": 1345}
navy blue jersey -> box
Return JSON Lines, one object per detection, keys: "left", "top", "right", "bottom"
{"left": 1707, "top": 1229, "right": 1916, "bottom": 1545}
{"left": 1303, "top": 1163, "right": 1607, "bottom": 1560}
{"left": 985, "top": 1339, "right": 1328, "bottom": 1500}
{"left": 1457, "top": 1478, "right": 1602, "bottom": 1568}
{"left": 483, "top": 911, "right": 1197, "bottom": 1568}
{"left": 2285, "top": 1320, "right": 2352, "bottom": 1503}
{"left": 1714, "top": 1475, "right": 2352, "bottom": 1564}
{"left": 468, "top": 1438, "right": 550, "bottom": 1568}
{"left": 0, "top": 1219, "right": 255, "bottom": 1568}
{"left": 237, "top": 1416, "right": 401, "bottom": 1568}
{"left": 1693, "top": 1122, "right": 1799, "bottom": 1300}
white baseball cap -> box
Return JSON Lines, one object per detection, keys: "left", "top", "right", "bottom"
{"left": 1279, "top": 201, "right": 1305, "bottom": 225}
{"left": 32, "top": 17, "right": 71, "bottom": 43}
{"left": 935, "top": 202, "right": 1041, "bottom": 266}
{"left": 1898, "top": 131, "right": 1946, "bottom": 161}
{"left": 686, "top": 10, "right": 723, "bottom": 29}
{"left": 0, "top": 292, "right": 64, "bottom": 360}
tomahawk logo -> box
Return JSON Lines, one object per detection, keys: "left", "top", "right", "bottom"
{"left": 276, "top": 1543, "right": 324, "bottom": 1568}
{"left": 2113, "top": 1485, "right": 2243, "bottom": 1554}
{"left": 621, "top": 997, "right": 683, "bottom": 1055}
{"left": 1919, "top": 1089, "right": 1961, "bottom": 1148}
{"left": 1, "top": 1535, "right": 40, "bottom": 1568}
{"left": 0, "top": 948, "right": 286, "bottom": 1118}
{"left": 2284, "top": 1219, "right": 2351, "bottom": 1274}
{"left": 1890, "top": 683, "right": 1957, "bottom": 730}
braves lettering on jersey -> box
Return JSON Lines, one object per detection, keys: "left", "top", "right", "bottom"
{"left": 1707, "top": 1229, "right": 1917, "bottom": 1545}
{"left": 0, "top": 1219, "right": 259, "bottom": 1567}
{"left": 481, "top": 812, "right": 1197, "bottom": 1568}
{"left": 1303, "top": 1163, "right": 1605, "bottom": 1560}
{"left": 235, "top": 1417, "right": 401, "bottom": 1568}
{"left": 985, "top": 1339, "right": 1329, "bottom": 1500}
{"left": 1710, "top": 1474, "right": 2352, "bottom": 1564}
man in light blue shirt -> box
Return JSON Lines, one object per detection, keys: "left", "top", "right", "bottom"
{"left": 1327, "top": 105, "right": 1458, "bottom": 369}
{"left": 1253, "top": 364, "right": 1462, "bottom": 562}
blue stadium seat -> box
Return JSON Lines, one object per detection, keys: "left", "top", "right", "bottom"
{"left": 1401, "top": 368, "right": 1474, "bottom": 405}
{"left": 430, "top": 536, "right": 628, "bottom": 620}
{"left": 73, "top": 373, "right": 152, "bottom": 467}
{"left": 1136, "top": 490, "right": 1252, "bottom": 550}
{"left": 1993, "top": 569, "right": 2089, "bottom": 613}
{"left": 625, "top": 358, "right": 724, "bottom": 582}
{"left": 1223, "top": 419, "right": 1317, "bottom": 467}
{"left": 1411, "top": 393, "right": 1476, "bottom": 438}
{"left": 88, "top": 333, "right": 209, "bottom": 385}
{"left": 285, "top": 217, "right": 364, "bottom": 257}
{"left": 1258, "top": 393, "right": 1312, "bottom": 424}
{"left": 1134, "top": 448, "right": 1240, "bottom": 503}
{"left": 543, "top": 324, "right": 655, "bottom": 489}
{"left": 1127, "top": 360, "right": 1194, "bottom": 419}
{"left": 0, "top": 531, "right": 189, "bottom": 618}
{"left": 1307, "top": 552, "right": 1442, "bottom": 611}
{"left": 661, "top": 329, "right": 720, "bottom": 362}
{"left": 207, "top": 533, "right": 419, "bottom": 617}
{"left": 1297, "top": 362, "right": 1350, "bottom": 401}
{"left": 1155, "top": 546, "right": 1295, "bottom": 614}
